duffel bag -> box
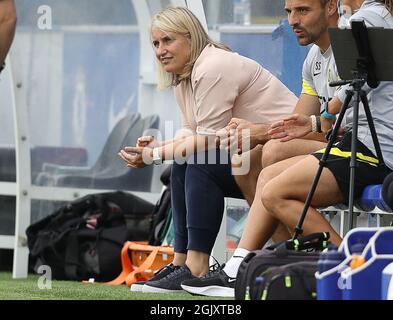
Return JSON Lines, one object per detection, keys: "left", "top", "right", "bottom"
{"left": 250, "top": 261, "right": 318, "bottom": 300}
{"left": 235, "top": 232, "right": 329, "bottom": 300}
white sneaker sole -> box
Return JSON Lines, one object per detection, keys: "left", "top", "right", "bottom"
{"left": 142, "top": 284, "right": 184, "bottom": 294}
{"left": 181, "top": 284, "right": 234, "bottom": 298}
{"left": 130, "top": 283, "right": 145, "bottom": 292}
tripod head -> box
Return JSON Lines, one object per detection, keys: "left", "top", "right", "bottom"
{"left": 328, "top": 20, "right": 393, "bottom": 90}
{"left": 351, "top": 20, "right": 379, "bottom": 89}
{"left": 329, "top": 20, "right": 379, "bottom": 89}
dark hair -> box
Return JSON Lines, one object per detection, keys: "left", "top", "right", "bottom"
{"left": 375, "top": 0, "right": 393, "bottom": 14}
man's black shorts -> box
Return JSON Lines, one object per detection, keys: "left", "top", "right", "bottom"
{"left": 312, "top": 132, "right": 392, "bottom": 205}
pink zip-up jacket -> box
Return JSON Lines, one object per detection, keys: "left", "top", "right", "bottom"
{"left": 174, "top": 44, "right": 298, "bottom": 132}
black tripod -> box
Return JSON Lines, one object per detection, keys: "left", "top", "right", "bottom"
{"left": 292, "top": 21, "right": 387, "bottom": 240}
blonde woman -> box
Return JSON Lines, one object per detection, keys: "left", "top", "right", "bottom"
{"left": 118, "top": 6, "right": 297, "bottom": 293}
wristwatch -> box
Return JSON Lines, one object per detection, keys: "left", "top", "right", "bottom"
{"left": 152, "top": 147, "right": 162, "bottom": 165}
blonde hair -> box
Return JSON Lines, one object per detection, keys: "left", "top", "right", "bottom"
{"left": 151, "top": 7, "right": 231, "bottom": 90}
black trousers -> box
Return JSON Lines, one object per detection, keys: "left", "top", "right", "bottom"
{"left": 171, "top": 149, "right": 244, "bottom": 254}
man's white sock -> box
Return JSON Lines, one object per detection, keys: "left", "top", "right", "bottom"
{"left": 223, "top": 248, "right": 250, "bottom": 278}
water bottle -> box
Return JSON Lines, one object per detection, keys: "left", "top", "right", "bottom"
{"left": 316, "top": 249, "right": 346, "bottom": 300}
{"left": 350, "top": 243, "right": 365, "bottom": 255}
{"left": 382, "top": 262, "right": 393, "bottom": 300}
{"left": 349, "top": 243, "right": 366, "bottom": 269}
{"left": 233, "top": 0, "right": 251, "bottom": 26}
{"left": 318, "top": 250, "right": 346, "bottom": 274}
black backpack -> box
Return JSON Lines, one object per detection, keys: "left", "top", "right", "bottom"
{"left": 249, "top": 261, "right": 318, "bottom": 300}
{"left": 148, "top": 165, "right": 173, "bottom": 246}
{"left": 26, "top": 191, "right": 154, "bottom": 281}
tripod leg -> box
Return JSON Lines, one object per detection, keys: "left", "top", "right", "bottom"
{"left": 347, "top": 91, "right": 386, "bottom": 230}
{"left": 360, "top": 91, "right": 385, "bottom": 165}
{"left": 348, "top": 91, "right": 361, "bottom": 229}
{"left": 292, "top": 91, "right": 354, "bottom": 240}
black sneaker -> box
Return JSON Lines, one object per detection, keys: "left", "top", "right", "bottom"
{"left": 142, "top": 265, "right": 196, "bottom": 293}
{"left": 130, "top": 263, "right": 179, "bottom": 292}
{"left": 181, "top": 265, "right": 235, "bottom": 297}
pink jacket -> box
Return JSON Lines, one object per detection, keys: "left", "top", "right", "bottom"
{"left": 174, "top": 44, "right": 298, "bottom": 132}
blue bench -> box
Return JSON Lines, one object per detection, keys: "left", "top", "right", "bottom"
{"left": 320, "top": 184, "right": 392, "bottom": 237}
{"left": 357, "top": 184, "right": 392, "bottom": 212}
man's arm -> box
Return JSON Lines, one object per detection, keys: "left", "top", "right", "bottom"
{"left": 268, "top": 95, "right": 337, "bottom": 142}
{"left": 292, "top": 93, "right": 327, "bottom": 142}
{"left": 0, "top": 0, "right": 17, "bottom": 67}
{"left": 219, "top": 94, "right": 324, "bottom": 153}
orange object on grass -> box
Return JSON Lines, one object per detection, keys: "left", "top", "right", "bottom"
{"left": 83, "top": 241, "right": 174, "bottom": 287}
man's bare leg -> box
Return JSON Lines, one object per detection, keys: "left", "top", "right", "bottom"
{"left": 233, "top": 145, "right": 263, "bottom": 205}
{"left": 232, "top": 139, "right": 327, "bottom": 245}
{"left": 222, "top": 154, "right": 342, "bottom": 280}
{"left": 222, "top": 156, "right": 307, "bottom": 278}
{"left": 262, "top": 139, "right": 327, "bottom": 168}
{"left": 238, "top": 156, "right": 308, "bottom": 249}
{"left": 232, "top": 145, "right": 291, "bottom": 242}
{"left": 262, "top": 155, "right": 343, "bottom": 246}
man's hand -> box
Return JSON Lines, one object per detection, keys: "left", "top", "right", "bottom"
{"left": 268, "top": 114, "right": 312, "bottom": 142}
{"left": 321, "top": 116, "right": 346, "bottom": 142}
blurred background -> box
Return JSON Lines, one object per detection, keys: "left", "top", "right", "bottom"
{"left": 0, "top": 0, "right": 309, "bottom": 274}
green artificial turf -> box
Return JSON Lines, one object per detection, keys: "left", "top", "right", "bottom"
{"left": 0, "top": 272, "right": 230, "bottom": 300}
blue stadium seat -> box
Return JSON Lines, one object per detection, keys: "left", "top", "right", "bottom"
{"left": 358, "top": 184, "right": 392, "bottom": 212}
